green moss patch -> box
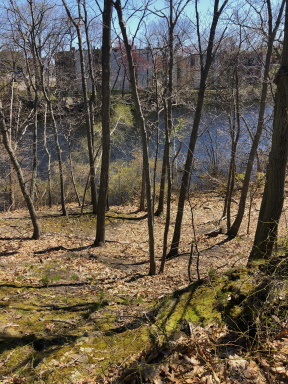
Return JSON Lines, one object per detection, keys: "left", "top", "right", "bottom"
{"left": 1, "top": 260, "right": 287, "bottom": 382}
{"left": 0, "top": 276, "right": 154, "bottom": 382}
{"left": 154, "top": 282, "right": 222, "bottom": 342}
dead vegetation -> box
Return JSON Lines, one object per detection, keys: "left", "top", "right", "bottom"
{"left": 0, "top": 194, "right": 287, "bottom": 383}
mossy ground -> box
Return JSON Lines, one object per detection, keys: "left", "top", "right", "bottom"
{"left": 0, "top": 260, "right": 242, "bottom": 382}
{"left": 1, "top": 199, "right": 288, "bottom": 382}
{"left": 1, "top": 254, "right": 288, "bottom": 383}
{"left": 0, "top": 278, "right": 153, "bottom": 382}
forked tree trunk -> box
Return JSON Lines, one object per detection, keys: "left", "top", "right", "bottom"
{"left": 227, "top": 0, "right": 285, "bottom": 237}
{"left": 155, "top": 0, "right": 188, "bottom": 217}
{"left": 248, "top": 0, "right": 288, "bottom": 264}
{"left": 0, "top": 106, "right": 40, "bottom": 239}
{"left": 167, "top": 0, "right": 228, "bottom": 258}
{"left": 38, "top": 59, "right": 67, "bottom": 215}
{"left": 62, "top": 0, "right": 98, "bottom": 214}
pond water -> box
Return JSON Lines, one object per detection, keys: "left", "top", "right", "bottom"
{"left": 2, "top": 103, "right": 274, "bottom": 190}
{"left": 149, "top": 104, "right": 273, "bottom": 183}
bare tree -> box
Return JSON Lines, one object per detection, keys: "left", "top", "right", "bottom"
{"left": 30, "top": 1, "right": 68, "bottom": 216}
{"left": 151, "top": 0, "right": 190, "bottom": 218}
{"left": 222, "top": 39, "right": 242, "bottom": 229}
{"left": 156, "top": 0, "right": 190, "bottom": 271}
{"left": 94, "top": 0, "right": 112, "bottom": 246}
{"left": 6, "top": 0, "right": 41, "bottom": 203}
{"left": 227, "top": 0, "right": 285, "bottom": 237}
{"left": 113, "top": 0, "right": 156, "bottom": 275}
{"left": 0, "top": 103, "right": 40, "bottom": 239}
{"left": 248, "top": 0, "right": 288, "bottom": 264}
{"left": 167, "top": 0, "right": 229, "bottom": 258}
{"left": 62, "top": 0, "right": 98, "bottom": 214}
{"left": 4, "top": 0, "right": 69, "bottom": 214}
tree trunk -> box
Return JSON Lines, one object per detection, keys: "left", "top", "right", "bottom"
{"left": 155, "top": 139, "right": 168, "bottom": 216}
{"left": 95, "top": 0, "right": 112, "bottom": 246}
{"left": 38, "top": 60, "right": 67, "bottom": 216}
{"left": 159, "top": 100, "right": 172, "bottom": 273}
{"left": 167, "top": 0, "right": 228, "bottom": 258}
{"left": 43, "top": 103, "right": 52, "bottom": 208}
{"left": 49, "top": 104, "right": 67, "bottom": 216}
{"left": 160, "top": 0, "right": 175, "bottom": 268}
{"left": 140, "top": 166, "right": 146, "bottom": 211}
{"left": 248, "top": 0, "right": 288, "bottom": 264}
{"left": 8, "top": 76, "right": 15, "bottom": 211}
{"left": 67, "top": 133, "right": 81, "bottom": 207}
{"left": 114, "top": 0, "right": 156, "bottom": 275}
{"left": 62, "top": 0, "right": 98, "bottom": 214}
{"left": 0, "top": 106, "right": 40, "bottom": 239}
{"left": 30, "top": 102, "right": 38, "bottom": 202}
{"left": 227, "top": 0, "right": 285, "bottom": 237}
{"left": 223, "top": 64, "right": 241, "bottom": 230}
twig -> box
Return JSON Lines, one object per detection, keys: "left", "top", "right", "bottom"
{"left": 38, "top": 318, "right": 76, "bottom": 326}
{"left": 188, "top": 244, "right": 193, "bottom": 282}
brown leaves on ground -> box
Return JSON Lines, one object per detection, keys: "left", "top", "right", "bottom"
{"left": 100, "top": 323, "right": 288, "bottom": 384}
{"left": 0, "top": 193, "right": 287, "bottom": 383}
{"left": 0, "top": 194, "right": 255, "bottom": 296}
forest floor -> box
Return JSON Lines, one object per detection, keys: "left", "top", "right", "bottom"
{"left": 0, "top": 191, "right": 288, "bottom": 383}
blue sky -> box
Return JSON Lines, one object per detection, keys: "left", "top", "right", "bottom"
{"left": 120, "top": 0, "right": 284, "bottom": 40}
{"left": 125, "top": 0, "right": 213, "bottom": 36}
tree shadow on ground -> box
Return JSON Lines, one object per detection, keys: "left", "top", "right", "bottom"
{"left": 0, "top": 292, "right": 109, "bottom": 375}
{"left": 0, "top": 334, "right": 78, "bottom": 355}
{"left": 39, "top": 301, "right": 108, "bottom": 313}
{"left": 105, "top": 281, "right": 205, "bottom": 382}
{"left": 34, "top": 244, "right": 92, "bottom": 255}
{"left": 0, "top": 282, "right": 89, "bottom": 289}
{"left": 106, "top": 213, "right": 148, "bottom": 221}
{"left": 0, "top": 251, "right": 18, "bottom": 257}
{"left": 0, "top": 236, "right": 30, "bottom": 241}
{"left": 125, "top": 273, "right": 146, "bottom": 282}
{"left": 0, "top": 333, "right": 79, "bottom": 376}
{"left": 203, "top": 235, "right": 234, "bottom": 251}
{"left": 104, "top": 305, "right": 158, "bottom": 335}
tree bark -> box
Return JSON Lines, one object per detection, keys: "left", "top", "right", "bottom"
{"left": 0, "top": 106, "right": 40, "bottom": 239}
{"left": 95, "top": 0, "right": 112, "bottom": 246}
{"left": 37, "top": 51, "right": 67, "bottom": 215}
{"left": 160, "top": 0, "right": 175, "bottom": 269}
{"left": 62, "top": 0, "right": 98, "bottom": 214}
{"left": 227, "top": 0, "right": 285, "bottom": 237}
{"left": 114, "top": 0, "right": 156, "bottom": 275}
{"left": 155, "top": 140, "right": 168, "bottom": 216}
{"left": 167, "top": 0, "right": 228, "bottom": 258}
{"left": 248, "top": 0, "right": 288, "bottom": 264}
{"left": 223, "top": 63, "right": 241, "bottom": 230}
{"left": 43, "top": 103, "right": 52, "bottom": 208}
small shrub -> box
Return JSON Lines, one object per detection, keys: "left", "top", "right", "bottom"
{"left": 108, "top": 151, "right": 143, "bottom": 205}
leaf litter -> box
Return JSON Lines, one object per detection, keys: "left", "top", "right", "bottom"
{"left": 0, "top": 193, "right": 287, "bottom": 383}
